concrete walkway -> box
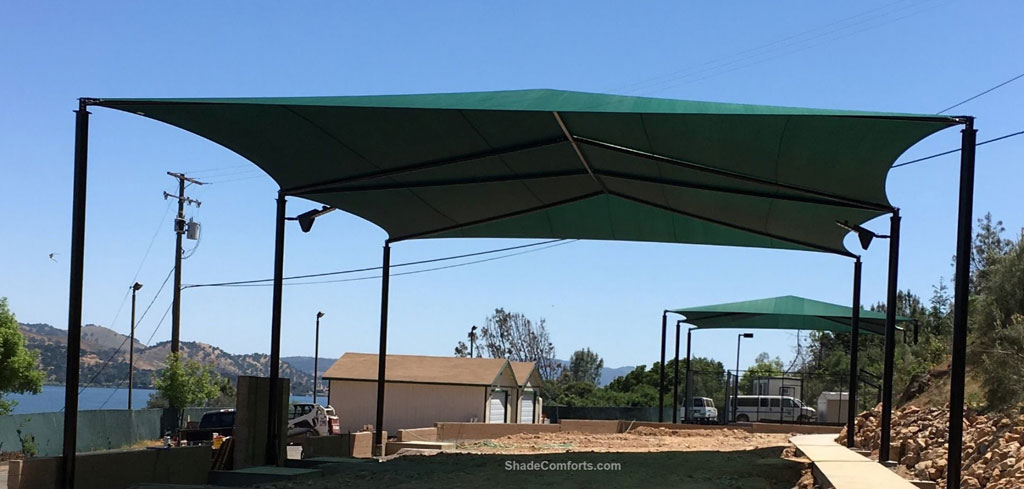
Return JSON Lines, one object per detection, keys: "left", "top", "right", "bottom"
{"left": 790, "top": 434, "right": 919, "bottom": 489}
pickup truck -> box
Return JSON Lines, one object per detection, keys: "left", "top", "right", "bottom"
{"left": 178, "top": 409, "right": 235, "bottom": 444}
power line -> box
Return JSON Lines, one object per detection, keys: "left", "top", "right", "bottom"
{"left": 937, "top": 71, "right": 1024, "bottom": 114}
{"left": 892, "top": 130, "right": 1024, "bottom": 169}
{"left": 220, "top": 239, "right": 578, "bottom": 287}
{"left": 612, "top": 0, "right": 947, "bottom": 96}
{"left": 183, "top": 238, "right": 569, "bottom": 289}
{"left": 75, "top": 267, "right": 175, "bottom": 395}
{"left": 99, "top": 302, "right": 173, "bottom": 410}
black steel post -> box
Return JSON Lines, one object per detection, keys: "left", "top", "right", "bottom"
{"left": 129, "top": 284, "right": 140, "bottom": 410}
{"left": 673, "top": 320, "right": 681, "bottom": 424}
{"left": 658, "top": 311, "right": 667, "bottom": 422}
{"left": 879, "top": 211, "right": 901, "bottom": 462}
{"left": 847, "top": 257, "right": 862, "bottom": 447}
{"left": 684, "top": 328, "right": 693, "bottom": 422}
{"left": 734, "top": 335, "right": 742, "bottom": 422}
{"left": 171, "top": 177, "right": 185, "bottom": 354}
{"left": 947, "top": 118, "right": 976, "bottom": 489}
{"left": 62, "top": 101, "right": 89, "bottom": 489}
{"left": 265, "top": 193, "right": 286, "bottom": 466}
{"left": 314, "top": 314, "right": 321, "bottom": 405}
{"left": 374, "top": 242, "right": 391, "bottom": 456}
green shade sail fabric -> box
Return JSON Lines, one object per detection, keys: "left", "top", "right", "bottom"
{"left": 668, "top": 295, "right": 912, "bottom": 335}
{"left": 91, "top": 89, "right": 960, "bottom": 256}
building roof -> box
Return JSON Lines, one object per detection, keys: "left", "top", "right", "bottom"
{"left": 324, "top": 353, "right": 526, "bottom": 386}
{"left": 510, "top": 361, "right": 540, "bottom": 386}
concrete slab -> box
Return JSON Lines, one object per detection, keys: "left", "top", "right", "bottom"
{"left": 790, "top": 435, "right": 918, "bottom": 489}
{"left": 208, "top": 466, "right": 322, "bottom": 487}
{"left": 384, "top": 441, "right": 454, "bottom": 456}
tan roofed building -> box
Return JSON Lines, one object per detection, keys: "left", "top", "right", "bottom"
{"left": 324, "top": 353, "right": 543, "bottom": 433}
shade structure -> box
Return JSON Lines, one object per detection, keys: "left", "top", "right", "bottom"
{"left": 668, "top": 295, "right": 911, "bottom": 335}
{"left": 92, "top": 89, "right": 960, "bottom": 255}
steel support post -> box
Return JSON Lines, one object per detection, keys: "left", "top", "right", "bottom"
{"left": 62, "top": 101, "right": 90, "bottom": 489}
{"left": 673, "top": 320, "right": 681, "bottom": 423}
{"left": 846, "top": 257, "right": 862, "bottom": 447}
{"left": 265, "top": 193, "right": 286, "bottom": 465}
{"left": 947, "top": 118, "right": 976, "bottom": 489}
{"left": 879, "top": 211, "right": 901, "bottom": 462}
{"left": 658, "top": 311, "right": 667, "bottom": 422}
{"left": 374, "top": 242, "right": 392, "bottom": 455}
{"left": 684, "top": 328, "right": 693, "bottom": 422}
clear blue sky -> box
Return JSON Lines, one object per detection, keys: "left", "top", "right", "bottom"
{"left": 2, "top": 1, "right": 1022, "bottom": 373}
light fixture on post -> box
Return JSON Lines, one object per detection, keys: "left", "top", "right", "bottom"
{"left": 314, "top": 311, "right": 325, "bottom": 405}
{"left": 287, "top": 205, "right": 336, "bottom": 233}
{"left": 469, "top": 325, "right": 478, "bottom": 357}
{"left": 128, "top": 282, "right": 143, "bottom": 410}
{"left": 835, "top": 220, "right": 889, "bottom": 250}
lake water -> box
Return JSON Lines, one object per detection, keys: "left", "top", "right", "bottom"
{"left": 6, "top": 385, "right": 318, "bottom": 415}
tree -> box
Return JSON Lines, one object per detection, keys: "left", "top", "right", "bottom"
{"left": 970, "top": 213, "right": 1014, "bottom": 293}
{"left": 0, "top": 298, "right": 44, "bottom": 415}
{"left": 567, "top": 348, "right": 603, "bottom": 385}
{"left": 739, "top": 353, "right": 784, "bottom": 394}
{"left": 454, "top": 326, "right": 481, "bottom": 358}
{"left": 153, "top": 353, "right": 222, "bottom": 411}
{"left": 478, "top": 308, "right": 560, "bottom": 380}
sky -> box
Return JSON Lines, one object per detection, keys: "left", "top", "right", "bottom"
{"left": 1, "top": 1, "right": 1022, "bottom": 375}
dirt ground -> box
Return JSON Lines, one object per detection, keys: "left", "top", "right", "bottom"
{"left": 457, "top": 426, "right": 793, "bottom": 454}
{"left": 261, "top": 427, "right": 808, "bottom": 489}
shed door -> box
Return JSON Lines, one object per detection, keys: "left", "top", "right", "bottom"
{"left": 488, "top": 390, "right": 507, "bottom": 423}
{"left": 519, "top": 391, "right": 535, "bottom": 424}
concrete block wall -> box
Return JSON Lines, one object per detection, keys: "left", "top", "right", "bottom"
{"left": 7, "top": 445, "right": 210, "bottom": 489}
{"left": 299, "top": 431, "right": 382, "bottom": 459}
{"left": 435, "top": 422, "right": 560, "bottom": 441}
{"left": 397, "top": 427, "right": 438, "bottom": 442}
{"left": 233, "top": 376, "right": 289, "bottom": 469}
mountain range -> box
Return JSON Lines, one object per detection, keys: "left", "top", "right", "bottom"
{"left": 19, "top": 322, "right": 315, "bottom": 394}
{"left": 19, "top": 322, "right": 635, "bottom": 392}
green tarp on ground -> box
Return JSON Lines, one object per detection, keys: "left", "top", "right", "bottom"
{"left": 668, "top": 295, "right": 912, "bottom": 335}
{"left": 92, "top": 89, "right": 960, "bottom": 255}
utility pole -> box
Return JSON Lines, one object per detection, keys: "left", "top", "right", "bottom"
{"left": 165, "top": 172, "right": 204, "bottom": 354}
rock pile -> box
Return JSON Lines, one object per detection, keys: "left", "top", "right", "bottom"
{"left": 838, "top": 404, "right": 1024, "bottom": 489}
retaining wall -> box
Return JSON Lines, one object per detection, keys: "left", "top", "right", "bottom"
{"left": 435, "top": 422, "right": 560, "bottom": 441}
{"left": 7, "top": 445, "right": 210, "bottom": 489}
{"left": 543, "top": 406, "right": 674, "bottom": 423}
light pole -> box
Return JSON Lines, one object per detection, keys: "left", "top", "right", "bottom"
{"left": 313, "top": 311, "right": 324, "bottom": 405}
{"left": 734, "top": 333, "right": 753, "bottom": 422}
{"left": 469, "top": 325, "right": 478, "bottom": 357}
{"left": 684, "top": 327, "right": 695, "bottom": 422}
{"left": 128, "top": 282, "right": 142, "bottom": 410}
{"left": 672, "top": 320, "right": 683, "bottom": 423}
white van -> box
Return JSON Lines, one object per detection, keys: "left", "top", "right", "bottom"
{"left": 680, "top": 397, "right": 718, "bottom": 423}
{"left": 730, "top": 395, "right": 816, "bottom": 423}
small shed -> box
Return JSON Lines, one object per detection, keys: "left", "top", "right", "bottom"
{"left": 324, "top": 353, "right": 540, "bottom": 433}
{"left": 511, "top": 361, "right": 544, "bottom": 424}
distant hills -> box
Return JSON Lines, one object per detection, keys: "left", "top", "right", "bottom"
{"left": 19, "top": 322, "right": 314, "bottom": 394}
{"left": 551, "top": 359, "right": 634, "bottom": 386}
{"left": 19, "top": 323, "right": 634, "bottom": 392}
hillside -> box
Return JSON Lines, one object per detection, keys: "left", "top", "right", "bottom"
{"left": 19, "top": 322, "right": 314, "bottom": 394}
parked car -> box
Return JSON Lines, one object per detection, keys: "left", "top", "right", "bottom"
{"left": 680, "top": 397, "right": 718, "bottom": 423}
{"left": 178, "top": 409, "right": 235, "bottom": 444}
{"left": 287, "top": 403, "right": 340, "bottom": 439}
{"left": 729, "top": 395, "right": 816, "bottom": 423}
